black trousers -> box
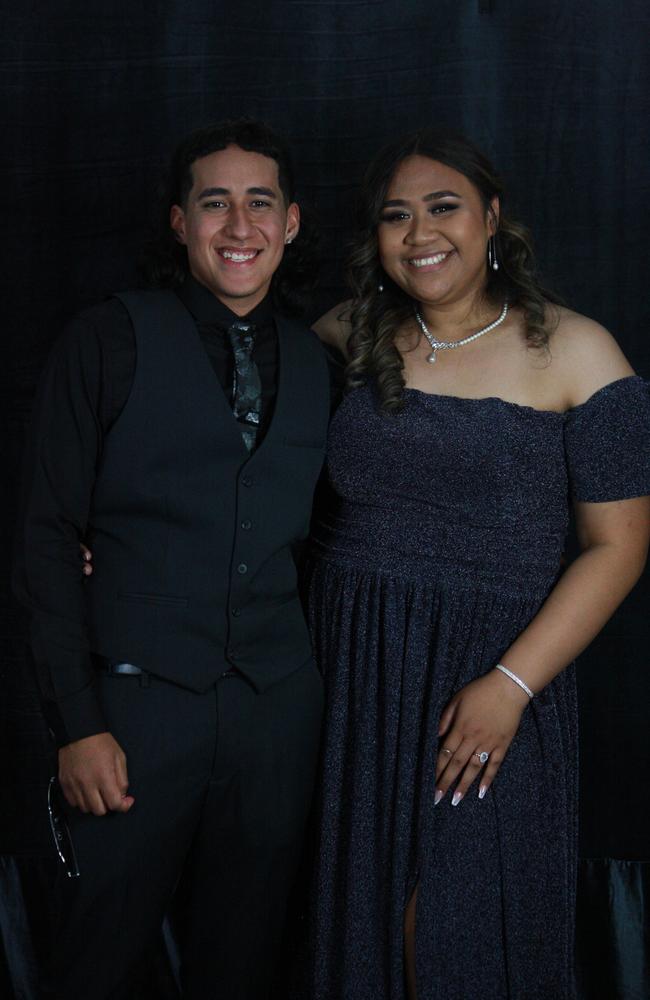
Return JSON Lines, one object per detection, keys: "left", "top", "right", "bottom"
{"left": 42, "top": 660, "right": 323, "bottom": 1000}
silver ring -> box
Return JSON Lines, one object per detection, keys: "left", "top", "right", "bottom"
{"left": 474, "top": 751, "right": 489, "bottom": 764}
{"left": 440, "top": 747, "right": 453, "bottom": 755}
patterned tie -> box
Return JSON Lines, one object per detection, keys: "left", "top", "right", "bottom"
{"left": 227, "top": 321, "right": 262, "bottom": 452}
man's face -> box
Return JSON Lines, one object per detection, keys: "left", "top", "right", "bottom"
{"left": 170, "top": 145, "right": 300, "bottom": 315}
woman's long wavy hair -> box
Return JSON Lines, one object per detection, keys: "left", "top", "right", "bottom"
{"left": 139, "top": 118, "right": 318, "bottom": 317}
{"left": 346, "top": 128, "right": 562, "bottom": 411}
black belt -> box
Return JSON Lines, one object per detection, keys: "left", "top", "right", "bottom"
{"left": 101, "top": 661, "right": 238, "bottom": 682}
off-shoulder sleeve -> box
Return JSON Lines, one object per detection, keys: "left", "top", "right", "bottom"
{"left": 564, "top": 376, "right": 650, "bottom": 502}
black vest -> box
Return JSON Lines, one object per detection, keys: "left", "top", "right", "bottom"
{"left": 85, "top": 290, "right": 329, "bottom": 692}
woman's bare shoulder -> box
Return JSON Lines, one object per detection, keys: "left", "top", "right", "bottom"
{"left": 549, "top": 306, "right": 635, "bottom": 407}
{"left": 312, "top": 300, "right": 353, "bottom": 353}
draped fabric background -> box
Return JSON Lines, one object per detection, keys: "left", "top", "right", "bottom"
{"left": 2, "top": 2, "right": 649, "bottom": 997}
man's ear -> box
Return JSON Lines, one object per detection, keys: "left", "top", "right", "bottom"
{"left": 285, "top": 202, "right": 300, "bottom": 244}
{"left": 488, "top": 196, "right": 500, "bottom": 235}
{"left": 170, "top": 204, "right": 187, "bottom": 244}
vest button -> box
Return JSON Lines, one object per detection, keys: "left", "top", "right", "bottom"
{"left": 231, "top": 607, "right": 240, "bottom": 617}
{"left": 241, "top": 476, "right": 253, "bottom": 487}
{"left": 241, "top": 520, "right": 252, "bottom": 530}
{"left": 237, "top": 563, "right": 248, "bottom": 575}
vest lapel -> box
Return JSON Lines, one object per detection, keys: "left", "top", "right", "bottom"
{"left": 164, "top": 292, "right": 250, "bottom": 459}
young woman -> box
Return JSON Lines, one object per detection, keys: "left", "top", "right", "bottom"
{"left": 303, "top": 129, "right": 650, "bottom": 1000}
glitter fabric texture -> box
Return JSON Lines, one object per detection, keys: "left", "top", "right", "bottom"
{"left": 302, "top": 376, "right": 650, "bottom": 1000}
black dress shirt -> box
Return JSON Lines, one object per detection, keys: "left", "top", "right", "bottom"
{"left": 13, "top": 277, "right": 322, "bottom": 745}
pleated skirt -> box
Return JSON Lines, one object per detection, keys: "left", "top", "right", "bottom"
{"left": 300, "top": 555, "right": 578, "bottom": 1000}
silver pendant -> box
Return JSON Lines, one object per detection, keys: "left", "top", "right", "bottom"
{"left": 415, "top": 300, "right": 509, "bottom": 363}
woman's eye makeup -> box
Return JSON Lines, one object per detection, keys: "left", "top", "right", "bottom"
{"left": 429, "top": 202, "right": 457, "bottom": 214}
{"left": 379, "top": 210, "right": 410, "bottom": 222}
{"left": 379, "top": 202, "right": 459, "bottom": 223}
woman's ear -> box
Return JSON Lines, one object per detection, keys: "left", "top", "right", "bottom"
{"left": 488, "top": 196, "right": 500, "bottom": 235}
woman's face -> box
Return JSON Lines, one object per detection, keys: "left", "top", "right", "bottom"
{"left": 377, "top": 155, "right": 497, "bottom": 309}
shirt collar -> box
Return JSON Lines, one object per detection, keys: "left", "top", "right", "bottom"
{"left": 177, "top": 274, "right": 274, "bottom": 329}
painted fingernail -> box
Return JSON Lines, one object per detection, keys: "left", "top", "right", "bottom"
{"left": 434, "top": 789, "right": 443, "bottom": 806}
{"left": 451, "top": 791, "right": 462, "bottom": 807}
{"left": 479, "top": 785, "right": 487, "bottom": 800}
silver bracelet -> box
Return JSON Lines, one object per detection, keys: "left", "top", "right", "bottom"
{"left": 495, "top": 663, "right": 534, "bottom": 700}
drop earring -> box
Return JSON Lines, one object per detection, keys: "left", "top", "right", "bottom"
{"left": 488, "top": 234, "right": 499, "bottom": 271}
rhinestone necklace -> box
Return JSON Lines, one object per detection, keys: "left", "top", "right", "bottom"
{"left": 415, "top": 300, "right": 509, "bottom": 364}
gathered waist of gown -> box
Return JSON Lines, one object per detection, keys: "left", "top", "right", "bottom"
{"left": 309, "top": 499, "right": 564, "bottom": 600}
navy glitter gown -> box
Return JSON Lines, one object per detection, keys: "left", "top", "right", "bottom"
{"left": 303, "top": 375, "right": 650, "bottom": 1000}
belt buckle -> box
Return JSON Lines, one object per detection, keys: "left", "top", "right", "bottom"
{"left": 109, "top": 662, "right": 142, "bottom": 676}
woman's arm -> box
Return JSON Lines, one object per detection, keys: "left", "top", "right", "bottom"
{"left": 312, "top": 300, "right": 353, "bottom": 354}
{"left": 434, "top": 493, "right": 650, "bottom": 805}
{"left": 499, "top": 495, "right": 650, "bottom": 689}
{"left": 435, "top": 314, "right": 648, "bottom": 805}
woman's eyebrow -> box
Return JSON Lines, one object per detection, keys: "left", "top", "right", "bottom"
{"left": 381, "top": 190, "right": 461, "bottom": 208}
{"left": 423, "top": 190, "right": 461, "bottom": 201}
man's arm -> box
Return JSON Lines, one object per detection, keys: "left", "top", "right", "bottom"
{"left": 13, "top": 304, "right": 135, "bottom": 814}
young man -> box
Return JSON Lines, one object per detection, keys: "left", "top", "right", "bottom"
{"left": 14, "top": 119, "right": 330, "bottom": 999}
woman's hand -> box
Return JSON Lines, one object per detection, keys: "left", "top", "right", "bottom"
{"left": 435, "top": 668, "right": 530, "bottom": 805}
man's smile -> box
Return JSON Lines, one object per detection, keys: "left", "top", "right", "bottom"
{"left": 219, "top": 247, "right": 262, "bottom": 264}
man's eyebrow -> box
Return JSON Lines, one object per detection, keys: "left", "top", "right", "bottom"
{"left": 381, "top": 190, "right": 462, "bottom": 208}
{"left": 196, "top": 186, "right": 278, "bottom": 200}
{"left": 197, "top": 187, "right": 228, "bottom": 199}
{"left": 247, "top": 186, "right": 278, "bottom": 199}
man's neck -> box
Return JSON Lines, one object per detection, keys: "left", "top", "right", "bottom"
{"left": 178, "top": 274, "right": 274, "bottom": 327}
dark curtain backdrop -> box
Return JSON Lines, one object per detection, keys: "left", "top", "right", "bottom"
{"left": 2, "top": 2, "right": 649, "bottom": 998}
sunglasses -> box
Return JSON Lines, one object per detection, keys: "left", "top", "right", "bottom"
{"left": 47, "top": 777, "right": 80, "bottom": 878}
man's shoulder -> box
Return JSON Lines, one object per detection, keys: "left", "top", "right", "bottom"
{"left": 72, "top": 288, "right": 176, "bottom": 325}
{"left": 49, "top": 296, "right": 134, "bottom": 366}
{"left": 276, "top": 312, "right": 327, "bottom": 354}
{"left": 67, "top": 294, "right": 133, "bottom": 336}
{"left": 276, "top": 314, "right": 332, "bottom": 389}
{"left": 62, "top": 289, "right": 182, "bottom": 355}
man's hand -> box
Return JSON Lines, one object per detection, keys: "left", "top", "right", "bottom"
{"left": 80, "top": 543, "right": 93, "bottom": 576}
{"left": 59, "top": 732, "right": 135, "bottom": 815}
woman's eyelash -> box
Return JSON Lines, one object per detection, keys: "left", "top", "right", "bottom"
{"left": 379, "top": 203, "right": 458, "bottom": 222}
